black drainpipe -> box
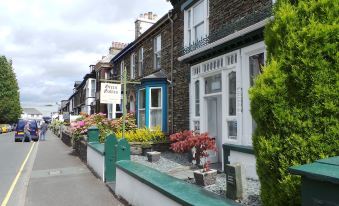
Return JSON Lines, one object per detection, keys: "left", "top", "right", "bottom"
{"left": 167, "top": 10, "right": 174, "bottom": 134}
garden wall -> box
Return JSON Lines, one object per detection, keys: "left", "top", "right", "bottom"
{"left": 87, "top": 143, "right": 105, "bottom": 181}
{"left": 61, "top": 131, "right": 72, "bottom": 147}
{"left": 116, "top": 160, "right": 236, "bottom": 206}
{"left": 74, "top": 139, "right": 87, "bottom": 163}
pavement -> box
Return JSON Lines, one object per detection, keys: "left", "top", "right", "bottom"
{"left": 0, "top": 130, "right": 125, "bottom": 206}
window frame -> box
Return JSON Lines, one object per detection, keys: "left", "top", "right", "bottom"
{"left": 184, "top": 0, "right": 209, "bottom": 46}
{"left": 138, "top": 88, "right": 146, "bottom": 128}
{"left": 149, "top": 87, "right": 163, "bottom": 130}
{"left": 90, "top": 79, "right": 96, "bottom": 97}
{"left": 138, "top": 48, "right": 144, "bottom": 76}
{"left": 154, "top": 35, "right": 161, "bottom": 70}
{"left": 130, "top": 53, "right": 136, "bottom": 79}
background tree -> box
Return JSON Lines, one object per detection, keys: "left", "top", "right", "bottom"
{"left": 250, "top": 0, "right": 339, "bottom": 205}
{"left": 0, "top": 56, "right": 22, "bottom": 123}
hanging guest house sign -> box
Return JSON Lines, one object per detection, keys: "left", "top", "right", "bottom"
{"left": 100, "top": 83, "right": 121, "bottom": 104}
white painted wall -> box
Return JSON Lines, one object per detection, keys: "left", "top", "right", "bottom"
{"left": 229, "top": 150, "right": 258, "bottom": 179}
{"left": 87, "top": 145, "right": 105, "bottom": 181}
{"left": 116, "top": 168, "right": 181, "bottom": 206}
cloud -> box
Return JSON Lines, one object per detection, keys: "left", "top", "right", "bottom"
{"left": 0, "top": 0, "right": 172, "bottom": 115}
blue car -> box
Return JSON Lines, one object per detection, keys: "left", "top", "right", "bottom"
{"left": 14, "top": 119, "right": 40, "bottom": 142}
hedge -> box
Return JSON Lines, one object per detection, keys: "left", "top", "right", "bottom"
{"left": 249, "top": 0, "right": 339, "bottom": 205}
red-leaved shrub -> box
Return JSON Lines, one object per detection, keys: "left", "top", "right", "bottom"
{"left": 169, "top": 130, "right": 217, "bottom": 171}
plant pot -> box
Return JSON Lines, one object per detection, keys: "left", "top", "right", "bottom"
{"left": 142, "top": 147, "right": 152, "bottom": 156}
{"left": 147, "top": 151, "right": 161, "bottom": 162}
{"left": 193, "top": 169, "right": 217, "bottom": 186}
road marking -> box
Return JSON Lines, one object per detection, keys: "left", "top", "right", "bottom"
{"left": 1, "top": 142, "right": 36, "bottom": 206}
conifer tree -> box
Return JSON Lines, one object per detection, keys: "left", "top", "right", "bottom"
{"left": 250, "top": 0, "right": 339, "bottom": 205}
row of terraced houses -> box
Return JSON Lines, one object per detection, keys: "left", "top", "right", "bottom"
{"left": 60, "top": 0, "right": 275, "bottom": 179}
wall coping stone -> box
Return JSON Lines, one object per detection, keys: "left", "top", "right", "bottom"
{"left": 88, "top": 142, "right": 105, "bottom": 155}
{"left": 289, "top": 156, "right": 339, "bottom": 184}
{"left": 116, "top": 160, "right": 239, "bottom": 206}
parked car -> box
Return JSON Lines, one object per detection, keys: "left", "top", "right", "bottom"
{"left": 14, "top": 119, "right": 40, "bottom": 142}
{"left": 0, "top": 124, "right": 8, "bottom": 133}
{"left": 6, "top": 124, "right": 12, "bottom": 132}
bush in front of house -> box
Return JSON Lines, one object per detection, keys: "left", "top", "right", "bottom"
{"left": 115, "top": 126, "right": 166, "bottom": 143}
{"left": 111, "top": 113, "right": 138, "bottom": 133}
{"left": 169, "top": 130, "right": 217, "bottom": 171}
{"left": 249, "top": 0, "right": 339, "bottom": 205}
{"left": 70, "top": 113, "right": 114, "bottom": 142}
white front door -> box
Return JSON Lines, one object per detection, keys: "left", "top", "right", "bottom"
{"left": 206, "top": 95, "right": 222, "bottom": 163}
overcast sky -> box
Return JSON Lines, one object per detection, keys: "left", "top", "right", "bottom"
{"left": 0, "top": 0, "right": 172, "bottom": 115}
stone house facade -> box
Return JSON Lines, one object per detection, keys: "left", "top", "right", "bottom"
{"left": 111, "top": 9, "right": 190, "bottom": 134}
{"left": 170, "top": 0, "right": 274, "bottom": 179}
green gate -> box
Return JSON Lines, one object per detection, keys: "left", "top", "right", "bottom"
{"left": 104, "top": 135, "right": 130, "bottom": 182}
{"left": 104, "top": 134, "right": 118, "bottom": 182}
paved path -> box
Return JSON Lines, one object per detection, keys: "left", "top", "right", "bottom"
{"left": 24, "top": 131, "right": 124, "bottom": 206}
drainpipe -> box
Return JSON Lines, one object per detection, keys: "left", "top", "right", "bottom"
{"left": 167, "top": 10, "right": 174, "bottom": 134}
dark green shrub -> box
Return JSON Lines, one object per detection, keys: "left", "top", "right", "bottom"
{"left": 250, "top": 0, "right": 339, "bottom": 205}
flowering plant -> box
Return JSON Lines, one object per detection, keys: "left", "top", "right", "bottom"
{"left": 169, "top": 130, "right": 217, "bottom": 172}
{"left": 70, "top": 113, "right": 114, "bottom": 142}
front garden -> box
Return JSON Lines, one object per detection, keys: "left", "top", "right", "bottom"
{"left": 50, "top": 113, "right": 262, "bottom": 205}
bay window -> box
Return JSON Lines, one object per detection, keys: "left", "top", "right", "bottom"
{"left": 138, "top": 89, "right": 146, "bottom": 128}
{"left": 150, "top": 88, "right": 162, "bottom": 128}
{"left": 137, "top": 80, "right": 167, "bottom": 132}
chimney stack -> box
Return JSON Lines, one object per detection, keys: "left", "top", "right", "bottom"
{"left": 135, "top": 11, "right": 158, "bottom": 39}
{"left": 109, "top": 42, "right": 128, "bottom": 55}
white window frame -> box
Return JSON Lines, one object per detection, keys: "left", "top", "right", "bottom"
{"left": 138, "top": 88, "right": 146, "bottom": 128}
{"left": 241, "top": 41, "right": 266, "bottom": 146}
{"left": 130, "top": 53, "right": 136, "bottom": 79}
{"left": 90, "top": 79, "right": 96, "bottom": 97}
{"left": 149, "top": 87, "right": 163, "bottom": 130}
{"left": 138, "top": 48, "right": 144, "bottom": 76}
{"left": 225, "top": 69, "right": 237, "bottom": 141}
{"left": 184, "top": 0, "right": 209, "bottom": 46}
{"left": 154, "top": 35, "right": 161, "bottom": 70}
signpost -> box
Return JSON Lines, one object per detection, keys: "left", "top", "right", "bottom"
{"left": 100, "top": 67, "right": 140, "bottom": 138}
{"left": 100, "top": 83, "right": 121, "bottom": 104}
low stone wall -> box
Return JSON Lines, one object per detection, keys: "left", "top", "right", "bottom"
{"left": 130, "top": 142, "right": 171, "bottom": 155}
{"left": 74, "top": 139, "right": 87, "bottom": 163}
{"left": 152, "top": 142, "right": 171, "bottom": 152}
{"left": 61, "top": 131, "right": 72, "bottom": 147}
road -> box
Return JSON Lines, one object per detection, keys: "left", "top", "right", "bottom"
{"left": 0, "top": 131, "right": 125, "bottom": 206}
{"left": 0, "top": 132, "right": 33, "bottom": 206}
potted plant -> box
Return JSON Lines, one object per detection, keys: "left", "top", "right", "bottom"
{"left": 141, "top": 142, "right": 152, "bottom": 156}
{"left": 170, "top": 130, "right": 217, "bottom": 186}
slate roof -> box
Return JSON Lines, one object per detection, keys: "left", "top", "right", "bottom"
{"left": 143, "top": 70, "right": 168, "bottom": 80}
{"left": 23, "top": 108, "right": 42, "bottom": 115}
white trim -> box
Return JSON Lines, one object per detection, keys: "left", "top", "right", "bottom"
{"left": 184, "top": 0, "right": 209, "bottom": 47}
{"left": 138, "top": 88, "right": 146, "bottom": 128}
{"left": 178, "top": 17, "right": 273, "bottom": 61}
{"left": 149, "top": 87, "right": 163, "bottom": 130}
